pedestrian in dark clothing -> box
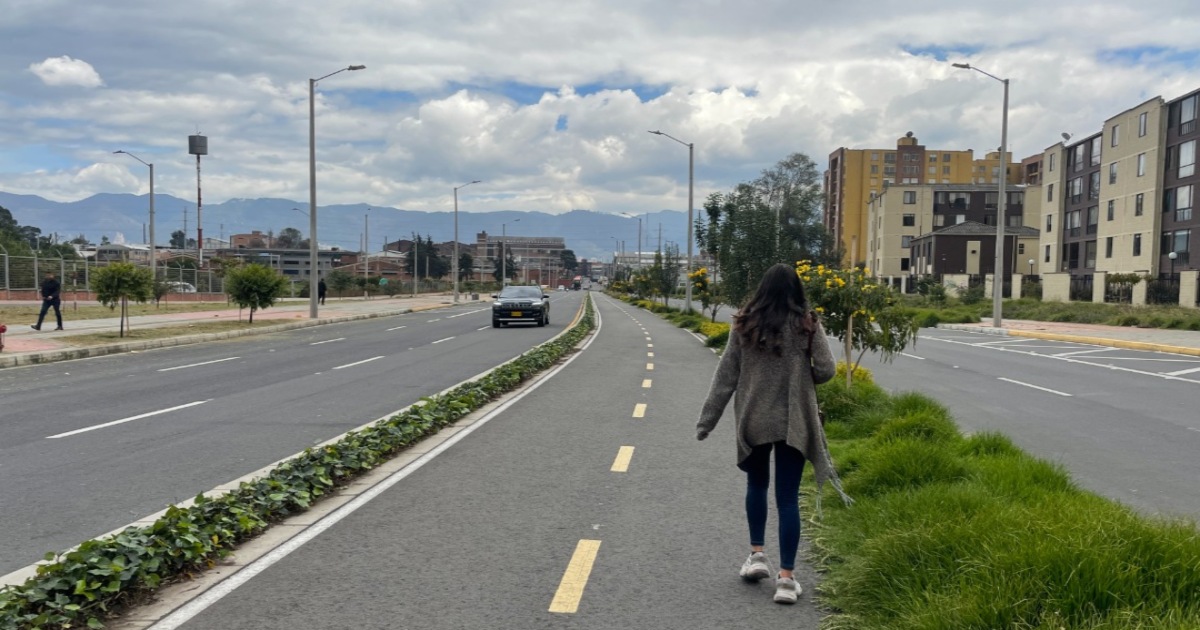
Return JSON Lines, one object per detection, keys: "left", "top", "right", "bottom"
{"left": 697, "top": 263, "right": 848, "bottom": 605}
{"left": 317, "top": 279, "right": 327, "bottom": 305}
{"left": 31, "top": 271, "right": 64, "bottom": 331}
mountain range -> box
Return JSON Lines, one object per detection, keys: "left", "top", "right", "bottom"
{"left": 0, "top": 192, "right": 691, "bottom": 262}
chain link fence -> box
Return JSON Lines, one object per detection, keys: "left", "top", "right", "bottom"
{"left": 1, "top": 255, "right": 224, "bottom": 296}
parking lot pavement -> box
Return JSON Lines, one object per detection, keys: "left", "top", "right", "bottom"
{"left": 0, "top": 294, "right": 470, "bottom": 366}
{"left": 939, "top": 319, "right": 1200, "bottom": 357}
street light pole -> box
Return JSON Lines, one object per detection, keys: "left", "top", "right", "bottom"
{"left": 308, "top": 64, "right": 365, "bottom": 319}
{"left": 952, "top": 62, "right": 1009, "bottom": 328}
{"left": 113, "top": 151, "right": 155, "bottom": 278}
{"left": 1169, "top": 251, "right": 1178, "bottom": 284}
{"left": 453, "top": 180, "right": 481, "bottom": 302}
{"left": 501, "top": 218, "right": 520, "bottom": 287}
{"left": 649, "top": 130, "right": 695, "bottom": 312}
{"left": 620, "top": 212, "right": 642, "bottom": 270}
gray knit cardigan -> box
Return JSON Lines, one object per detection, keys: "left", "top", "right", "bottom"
{"left": 697, "top": 319, "right": 853, "bottom": 507}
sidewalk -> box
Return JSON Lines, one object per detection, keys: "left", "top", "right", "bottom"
{"left": 0, "top": 294, "right": 479, "bottom": 368}
{"left": 938, "top": 319, "right": 1200, "bottom": 357}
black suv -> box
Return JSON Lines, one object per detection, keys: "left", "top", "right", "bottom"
{"left": 492, "top": 286, "right": 550, "bottom": 327}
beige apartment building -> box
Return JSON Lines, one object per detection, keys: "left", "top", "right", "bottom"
{"left": 826, "top": 132, "right": 1020, "bottom": 267}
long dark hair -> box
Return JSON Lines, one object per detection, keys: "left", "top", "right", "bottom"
{"left": 734, "top": 263, "right": 813, "bottom": 356}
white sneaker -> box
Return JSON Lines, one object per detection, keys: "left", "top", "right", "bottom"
{"left": 773, "top": 575, "right": 800, "bottom": 604}
{"left": 739, "top": 552, "right": 771, "bottom": 582}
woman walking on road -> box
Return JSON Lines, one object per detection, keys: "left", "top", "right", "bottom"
{"left": 696, "top": 263, "right": 849, "bottom": 604}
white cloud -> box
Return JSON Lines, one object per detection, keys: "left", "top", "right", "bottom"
{"left": 1, "top": 1, "right": 1199, "bottom": 214}
{"left": 28, "top": 55, "right": 104, "bottom": 88}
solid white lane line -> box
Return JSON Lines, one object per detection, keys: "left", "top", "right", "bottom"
{"left": 157, "top": 357, "right": 240, "bottom": 372}
{"left": 148, "top": 297, "right": 604, "bottom": 630}
{"left": 477, "top": 326, "right": 491, "bottom": 331}
{"left": 1165, "top": 366, "right": 1200, "bottom": 377}
{"left": 900, "top": 352, "right": 925, "bottom": 360}
{"left": 310, "top": 338, "right": 346, "bottom": 346}
{"left": 1051, "top": 348, "right": 1114, "bottom": 357}
{"left": 332, "top": 356, "right": 384, "bottom": 370}
{"left": 997, "top": 377, "right": 1072, "bottom": 397}
{"left": 386, "top": 325, "right": 407, "bottom": 331}
{"left": 432, "top": 337, "right": 455, "bottom": 344}
{"left": 47, "top": 401, "right": 210, "bottom": 439}
{"left": 427, "top": 319, "right": 441, "bottom": 323}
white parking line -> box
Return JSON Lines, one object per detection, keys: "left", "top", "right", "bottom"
{"left": 924, "top": 336, "right": 1200, "bottom": 384}
{"left": 432, "top": 337, "right": 455, "bottom": 344}
{"left": 310, "top": 338, "right": 345, "bottom": 346}
{"left": 1165, "top": 366, "right": 1200, "bottom": 377}
{"left": 157, "top": 357, "right": 240, "bottom": 372}
{"left": 332, "top": 356, "right": 384, "bottom": 370}
{"left": 1051, "top": 348, "right": 1115, "bottom": 357}
{"left": 998, "top": 377, "right": 1072, "bottom": 397}
{"left": 47, "top": 401, "right": 210, "bottom": 439}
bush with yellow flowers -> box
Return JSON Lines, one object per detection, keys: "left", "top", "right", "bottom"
{"left": 796, "top": 260, "right": 918, "bottom": 386}
{"left": 689, "top": 267, "right": 723, "bottom": 322}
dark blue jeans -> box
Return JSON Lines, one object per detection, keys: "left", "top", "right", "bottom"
{"left": 740, "top": 441, "right": 806, "bottom": 571}
{"left": 36, "top": 298, "right": 62, "bottom": 329}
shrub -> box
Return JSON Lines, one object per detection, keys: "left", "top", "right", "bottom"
{"left": 835, "top": 361, "right": 874, "bottom": 385}
{"left": 960, "top": 284, "right": 986, "bottom": 305}
{"left": 842, "top": 438, "right": 972, "bottom": 497}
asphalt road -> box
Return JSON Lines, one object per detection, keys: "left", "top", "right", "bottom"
{"left": 865, "top": 327, "right": 1200, "bottom": 518}
{"left": 0, "top": 292, "right": 582, "bottom": 576}
{"left": 153, "top": 293, "right": 823, "bottom": 629}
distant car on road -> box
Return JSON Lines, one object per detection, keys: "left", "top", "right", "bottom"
{"left": 166, "top": 281, "right": 197, "bottom": 293}
{"left": 492, "top": 285, "right": 549, "bottom": 328}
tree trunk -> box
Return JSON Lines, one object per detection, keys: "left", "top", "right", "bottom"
{"left": 249, "top": 307, "right": 255, "bottom": 324}
{"left": 120, "top": 297, "right": 127, "bottom": 338}
{"left": 844, "top": 313, "right": 854, "bottom": 387}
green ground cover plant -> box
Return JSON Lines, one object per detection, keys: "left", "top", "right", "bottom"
{"left": 901, "top": 295, "right": 1200, "bottom": 330}
{"left": 627, "top": 295, "right": 1200, "bottom": 629}
{"left": 0, "top": 297, "right": 596, "bottom": 629}
{"left": 809, "top": 377, "right": 1200, "bottom": 629}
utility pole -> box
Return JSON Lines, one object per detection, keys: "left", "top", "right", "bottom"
{"left": 363, "top": 212, "right": 369, "bottom": 298}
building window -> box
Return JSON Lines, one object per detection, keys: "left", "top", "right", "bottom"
{"left": 1177, "top": 185, "right": 1193, "bottom": 222}
{"left": 1086, "top": 206, "right": 1099, "bottom": 234}
{"left": 1179, "top": 140, "right": 1195, "bottom": 178}
{"left": 942, "top": 166, "right": 950, "bottom": 175}
{"left": 1139, "top": 111, "right": 1148, "bottom": 137}
{"left": 928, "top": 166, "right": 936, "bottom": 175}
{"left": 1090, "top": 136, "right": 1102, "bottom": 166}
{"left": 1105, "top": 237, "right": 1113, "bottom": 258}
{"left": 1049, "top": 153, "right": 1056, "bottom": 172}
{"left": 1133, "top": 233, "right": 1142, "bottom": 257}
{"left": 885, "top": 153, "right": 896, "bottom": 163}
{"left": 902, "top": 213, "right": 915, "bottom": 226}
{"left": 1084, "top": 240, "right": 1097, "bottom": 268}
{"left": 934, "top": 214, "right": 946, "bottom": 227}
{"left": 871, "top": 152, "right": 879, "bottom": 160}
{"left": 1109, "top": 162, "right": 1118, "bottom": 185}
{"left": 1046, "top": 214, "right": 1053, "bottom": 232}
{"left": 1018, "top": 242, "right": 1025, "bottom": 255}
{"left": 984, "top": 214, "right": 995, "bottom": 226}
{"left": 1111, "top": 124, "right": 1120, "bottom": 147}
{"left": 1137, "top": 153, "right": 1146, "bottom": 177}
{"left": 1008, "top": 214, "right": 1023, "bottom": 227}
{"left": 1072, "top": 146, "right": 1085, "bottom": 172}
{"left": 1047, "top": 183, "right": 1054, "bottom": 202}
{"left": 929, "top": 154, "right": 938, "bottom": 163}
{"left": 1044, "top": 244, "right": 1051, "bottom": 263}
{"left": 943, "top": 153, "right": 952, "bottom": 162}
{"left": 1179, "top": 95, "right": 1197, "bottom": 135}
{"left": 955, "top": 214, "right": 966, "bottom": 225}
{"left": 1136, "top": 193, "right": 1145, "bottom": 216}
{"left": 901, "top": 235, "right": 912, "bottom": 248}
{"left": 900, "top": 258, "right": 910, "bottom": 271}
{"left": 1107, "top": 200, "right": 1115, "bottom": 221}
{"left": 1163, "top": 229, "right": 1191, "bottom": 262}
{"left": 884, "top": 165, "right": 896, "bottom": 176}
{"left": 1070, "top": 177, "right": 1083, "bottom": 203}
{"left": 1088, "top": 172, "right": 1100, "bottom": 200}
{"left": 870, "top": 164, "right": 878, "bottom": 174}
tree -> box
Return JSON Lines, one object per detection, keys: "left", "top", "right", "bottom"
{"left": 169, "top": 230, "right": 186, "bottom": 249}
{"left": 491, "top": 248, "right": 518, "bottom": 283}
{"left": 405, "top": 233, "right": 450, "bottom": 279}
{"left": 100, "top": 235, "right": 111, "bottom": 245}
{"left": 559, "top": 249, "right": 579, "bottom": 272}
{"left": 325, "top": 269, "right": 356, "bottom": 296}
{"left": 796, "top": 261, "right": 918, "bottom": 386}
{"left": 92, "top": 262, "right": 155, "bottom": 337}
{"left": 276, "top": 227, "right": 304, "bottom": 249}
{"left": 225, "top": 263, "right": 287, "bottom": 323}
{"left": 458, "top": 252, "right": 474, "bottom": 281}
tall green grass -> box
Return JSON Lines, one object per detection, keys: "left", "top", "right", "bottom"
{"left": 810, "top": 379, "right": 1200, "bottom": 629}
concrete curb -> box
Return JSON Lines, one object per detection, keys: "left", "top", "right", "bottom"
{"left": 0, "top": 303, "right": 451, "bottom": 369}
{"left": 936, "top": 323, "right": 1200, "bottom": 357}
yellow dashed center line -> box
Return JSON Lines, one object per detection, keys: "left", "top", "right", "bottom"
{"left": 611, "top": 446, "right": 635, "bottom": 472}
{"left": 549, "top": 539, "right": 602, "bottom": 614}
{"left": 633, "top": 403, "right": 647, "bottom": 418}
{"left": 642, "top": 379, "right": 652, "bottom": 388}
{"left": 646, "top": 363, "right": 654, "bottom": 371}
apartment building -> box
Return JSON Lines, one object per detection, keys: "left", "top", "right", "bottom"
{"left": 476, "top": 232, "right": 566, "bottom": 285}
{"left": 866, "top": 183, "right": 1033, "bottom": 279}
{"left": 1038, "top": 90, "right": 1196, "bottom": 280}
{"left": 825, "top": 132, "right": 1020, "bottom": 266}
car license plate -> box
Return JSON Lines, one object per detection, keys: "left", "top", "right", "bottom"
{"left": 512, "top": 311, "right": 523, "bottom": 317}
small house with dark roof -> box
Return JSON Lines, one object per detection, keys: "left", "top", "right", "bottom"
{"left": 909, "top": 221, "right": 1042, "bottom": 278}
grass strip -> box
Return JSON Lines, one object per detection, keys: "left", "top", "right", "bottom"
{"left": 52, "top": 321, "right": 284, "bottom": 346}
{"left": 0, "top": 302, "right": 235, "bottom": 324}
{"left": 0, "top": 296, "right": 596, "bottom": 630}
{"left": 620, "top": 292, "right": 1200, "bottom": 629}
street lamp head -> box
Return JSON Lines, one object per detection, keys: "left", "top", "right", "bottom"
{"left": 471, "top": 180, "right": 481, "bottom": 184}
{"left": 348, "top": 65, "right": 366, "bottom": 71}
{"left": 113, "top": 150, "right": 125, "bottom": 154}
{"left": 951, "top": 62, "right": 971, "bottom": 69}
{"left": 1169, "top": 251, "right": 1178, "bottom": 260}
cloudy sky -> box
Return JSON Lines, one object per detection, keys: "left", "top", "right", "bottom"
{"left": 2, "top": 0, "right": 1199, "bottom": 225}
